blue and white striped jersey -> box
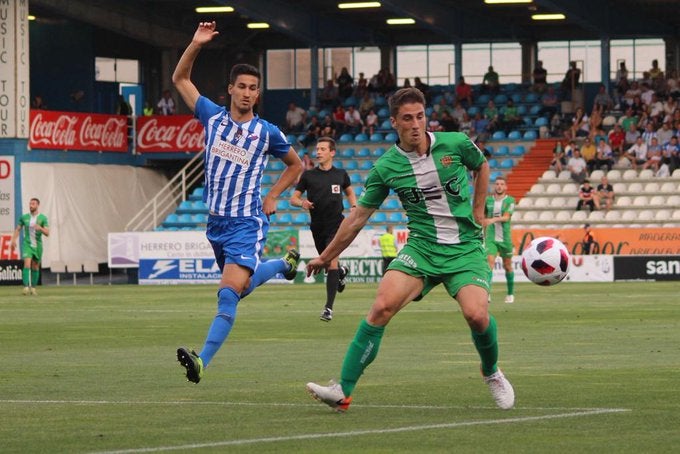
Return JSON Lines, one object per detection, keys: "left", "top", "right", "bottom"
{"left": 195, "top": 96, "right": 290, "bottom": 217}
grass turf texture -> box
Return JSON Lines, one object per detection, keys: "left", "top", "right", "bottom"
{"left": 0, "top": 282, "right": 678, "bottom": 453}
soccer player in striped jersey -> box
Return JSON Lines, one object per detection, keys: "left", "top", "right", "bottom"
{"left": 483, "top": 176, "right": 516, "bottom": 303}
{"left": 305, "top": 87, "right": 514, "bottom": 411}
{"left": 172, "top": 22, "right": 303, "bottom": 384}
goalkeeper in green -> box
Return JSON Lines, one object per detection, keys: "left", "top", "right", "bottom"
{"left": 11, "top": 198, "right": 49, "bottom": 295}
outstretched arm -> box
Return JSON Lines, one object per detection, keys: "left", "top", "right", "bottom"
{"left": 172, "top": 22, "right": 219, "bottom": 113}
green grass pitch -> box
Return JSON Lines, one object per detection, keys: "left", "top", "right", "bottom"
{"left": 1, "top": 281, "right": 678, "bottom": 453}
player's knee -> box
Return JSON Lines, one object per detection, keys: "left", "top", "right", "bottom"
{"left": 367, "top": 298, "right": 398, "bottom": 325}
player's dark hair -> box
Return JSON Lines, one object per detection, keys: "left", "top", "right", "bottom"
{"left": 316, "top": 136, "right": 336, "bottom": 151}
{"left": 30, "top": 197, "right": 40, "bottom": 204}
{"left": 388, "top": 87, "right": 426, "bottom": 118}
{"left": 229, "top": 63, "right": 260, "bottom": 85}
{"left": 495, "top": 175, "right": 506, "bottom": 182}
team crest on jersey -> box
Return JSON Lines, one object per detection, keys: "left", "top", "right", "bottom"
{"left": 331, "top": 184, "right": 341, "bottom": 194}
{"left": 440, "top": 155, "right": 454, "bottom": 167}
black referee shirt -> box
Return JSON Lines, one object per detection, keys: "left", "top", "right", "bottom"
{"left": 295, "top": 166, "right": 350, "bottom": 227}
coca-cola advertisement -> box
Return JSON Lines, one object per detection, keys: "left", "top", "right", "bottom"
{"left": 29, "top": 110, "right": 128, "bottom": 152}
{"left": 136, "top": 115, "right": 205, "bottom": 153}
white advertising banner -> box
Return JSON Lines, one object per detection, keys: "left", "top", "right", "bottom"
{"left": 15, "top": 0, "right": 29, "bottom": 138}
{"left": 0, "top": 156, "right": 15, "bottom": 232}
{"left": 0, "top": 0, "right": 16, "bottom": 137}
{"left": 491, "top": 254, "right": 614, "bottom": 283}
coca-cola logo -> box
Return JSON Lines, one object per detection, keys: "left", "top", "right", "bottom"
{"left": 137, "top": 118, "right": 205, "bottom": 152}
{"left": 29, "top": 112, "right": 127, "bottom": 150}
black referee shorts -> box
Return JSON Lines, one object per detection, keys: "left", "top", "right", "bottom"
{"left": 311, "top": 220, "right": 342, "bottom": 255}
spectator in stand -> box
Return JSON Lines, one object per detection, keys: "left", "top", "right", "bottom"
{"left": 580, "top": 137, "right": 597, "bottom": 173}
{"left": 539, "top": 86, "right": 559, "bottom": 118}
{"left": 450, "top": 101, "right": 466, "bottom": 124}
{"left": 301, "top": 116, "right": 321, "bottom": 148}
{"left": 570, "top": 107, "right": 589, "bottom": 138}
{"left": 594, "top": 138, "right": 614, "bottom": 172}
{"left": 483, "top": 100, "right": 499, "bottom": 128}
{"left": 458, "top": 112, "right": 473, "bottom": 136}
{"left": 592, "top": 126, "right": 608, "bottom": 147}
{"left": 500, "top": 99, "right": 520, "bottom": 133}
{"left": 623, "top": 81, "right": 642, "bottom": 107}
{"left": 608, "top": 124, "right": 626, "bottom": 157}
{"left": 576, "top": 179, "right": 596, "bottom": 212}
{"left": 532, "top": 60, "right": 548, "bottom": 93}
{"left": 143, "top": 102, "right": 154, "bottom": 116}
{"left": 320, "top": 115, "right": 337, "bottom": 139}
{"left": 624, "top": 120, "right": 641, "bottom": 147}
{"left": 414, "top": 77, "right": 431, "bottom": 104}
{"left": 157, "top": 89, "right": 176, "bottom": 115}
{"left": 482, "top": 66, "right": 500, "bottom": 94}
{"left": 648, "top": 93, "right": 664, "bottom": 121}
{"left": 365, "top": 108, "right": 379, "bottom": 136}
{"left": 649, "top": 59, "right": 665, "bottom": 91}
{"left": 472, "top": 112, "right": 491, "bottom": 140}
{"left": 319, "top": 80, "right": 339, "bottom": 110}
{"left": 354, "top": 72, "right": 369, "bottom": 100}
{"left": 336, "top": 67, "right": 354, "bottom": 100}
{"left": 455, "top": 76, "right": 473, "bottom": 107}
{"left": 625, "top": 136, "right": 648, "bottom": 170}
{"left": 561, "top": 61, "right": 581, "bottom": 99}
{"left": 619, "top": 107, "right": 639, "bottom": 133}
{"left": 642, "top": 137, "right": 663, "bottom": 172}
{"left": 564, "top": 139, "right": 577, "bottom": 159}
{"left": 344, "top": 104, "right": 364, "bottom": 135}
{"left": 358, "top": 92, "right": 375, "bottom": 118}
{"left": 31, "top": 95, "right": 47, "bottom": 109}
{"left": 615, "top": 62, "right": 630, "bottom": 105}
{"left": 582, "top": 224, "right": 597, "bottom": 255}
{"left": 595, "top": 176, "right": 615, "bottom": 211}
{"left": 593, "top": 84, "right": 614, "bottom": 113}
{"left": 662, "top": 96, "right": 677, "bottom": 122}
{"left": 476, "top": 139, "right": 493, "bottom": 159}
{"left": 439, "top": 111, "right": 458, "bottom": 132}
{"left": 568, "top": 148, "right": 588, "bottom": 183}
{"left": 551, "top": 140, "right": 567, "bottom": 173}
{"left": 663, "top": 136, "right": 679, "bottom": 174}
{"left": 641, "top": 122, "right": 658, "bottom": 147}
{"left": 285, "top": 102, "right": 307, "bottom": 133}
{"left": 428, "top": 111, "right": 443, "bottom": 132}
{"left": 332, "top": 105, "right": 347, "bottom": 135}
{"left": 657, "top": 121, "right": 674, "bottom": 146}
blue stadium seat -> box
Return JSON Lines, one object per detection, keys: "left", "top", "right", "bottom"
{"left": 372, "top": 147, "right": 386, "bottom": 157}
{"left": 377, "top": 107, "right": 390, "bottom": 119}
{"left": 508, "top": 130, "right": 522, "bottom": 140}
{"left": 487, "top": 158, "right": 498, "bottom": 168}
{"left": 385, "top": 132, "right": 398, "bottom": 142}
{"left": 277, "top": 213, "right": 293, "bottom": 224}
{"left": 476, "top": 94, "right": 490, "bottom": 105}
{"left": 293, "top": 213, "right": 308, "bottom": 225}
{"left": 192, "top": 200, "right": 207, "bottom": 211}
{"left": 340, "top": 148, "right": 355, "bottom": 158}
{"left": 490, "top": 170, "right": 503, "bottom": 181}
{"left": 522, "top": 116, "right": 533, "bottom": 126}
{"left": 384, "top": 198, "right": 400, "bottom": 210}
{"left": 339, "top": 133, "right": 353, "bottom": 143}
{"left": 357, "top": 147, "right": 371, "bottom": 157}
{"left": 276, "top": 200, "right": 290, "bottom": 210}
{"left": 190, "top": 186, "right": 204, "bottom": 200}
{"left": 286, "top": 134, "right": 298, "bottom": 144}
{"left": 510, "top": 145, "right": 526, "bottom": 156}
{"left": 177, "top": 200, "right": 192, "bottom": 213}
{"left": 500, "top": 158, "right": 514, "bottom": 169}
{"left": 388, "top": 212, "right": 404, "bottom": 223}
{"left": 260, "top": 187, "right": 270, "bottom": 197}
{"left": 370, "top": 133, "right": 384, "bottom": 142}
{"left": 192, "top": 214, "right": 207, "bottom": 224}
{"left": 261, "top": 174, "right": 273, "bottom": 185}
{"left": 494, "top": 145, "right": 509, "bottom": 156}
{"left": 425, "top": 107, "right": 433, "bottom": 116}
{"left": 344, "top": 160, "right": 358, "bottom": 170}
{"left": 354, "top": 133, "right": 369, "bottom": 142}
{"left": 467, "top": 106, "right": 480, "bottom": 116}
{"left": 268, "top": 160, "right": 285, "bottom": 171}
{"left": 523, "top": 130, "right": 538, "bottom": 140}
{"left": 350, "top": 173, "right": 363, "bottom": 184}
{"left": 177, "top": 213, "right": 193, "bottom": 224}
{"left": 529, "top": 105, "right": 541, "bottom": 115}
{"left": 379, "top": 119, "right": 392, "bottom": 130}
{"left": 334, "top": 160, "right": 343, "bottom": 169}
{"left": 372, "top": 212, "right": 387, "bottom": 223}
{"left": 164, "top": 213, "right": 179, "bottom": 224}
{"left": 517, "top": 105, "right": 527, "bottom": 115}
{"left": 375, "top": 96, "right": 387, "bottom": 107}
{"left": 493, "top": 94, "right": 507, "bottom": 104}
{"left": 535, "top": 117, "right": 549, "bottom": 127}
{"left": 511, "top": 93, "right": 522, "bottom": 103}
{"left": 491, "top": 130, "right": 506, "bottom": 140}
{"left": 317, "top": 109, "right": 330, "bottom": 118}
{"left": 524, "top": 93, "right": 538, "bottom": 103}
{"left": 360, "top": 160, "right": 373, "bottom": 170}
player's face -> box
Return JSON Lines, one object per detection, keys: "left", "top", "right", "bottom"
{"left": 494, "top": 179, "right": 507, "bottom": 195}
{"left": 228, "top": 75, "right": 260, "bottom": 114}
{"left": 314, "top": 142, "right": 334, "bottom": 165}
{"left": 29, "top": 200, "right": 39, "bottom": 214}
{"left": 391, "top": 102, "right": 426, "bottom": 151}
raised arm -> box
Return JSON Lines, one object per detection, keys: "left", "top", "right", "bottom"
{"left": 172, "top": 22, "right": 219, "bottom": 113}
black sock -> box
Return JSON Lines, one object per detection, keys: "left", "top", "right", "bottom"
{"left": 326, "top": 269, "right": 339, "bottom": 310}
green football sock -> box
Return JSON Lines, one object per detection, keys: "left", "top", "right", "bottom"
{"left": 31, "top": 269, "right": 40, "bottom": 287}
{"left": 471, "top": 314, "right": 499, "bottom": 377}
{"left": 506, "top": 271, "right": 514, "bottom": 295}
{"left": 340, "top": 319, "right": 385, "bottom": 397}
{"left": 22, "top": 268, "right": 30, "bottom": 286}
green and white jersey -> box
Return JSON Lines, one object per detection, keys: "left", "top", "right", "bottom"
{"left": 18, "top": 212, "right": 49, "bottom": 248}
{"left": 484, "top": 195, "right": 514, "bottom": 243}
{"left": 359, "top": 131, "right": 485, "bottom": 245}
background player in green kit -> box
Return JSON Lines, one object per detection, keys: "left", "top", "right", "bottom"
{"left": 305, "top": 87, "right": 514, "bottom": 412}
{"left": 483, "top": 176, "right": 516, "bottom": 304}
{"left": 10, "top": 198, "right": 49, "bottom": 295}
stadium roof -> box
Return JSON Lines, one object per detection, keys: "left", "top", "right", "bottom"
{"left": 31, "top": 0, "right": 679, "bottom": 51}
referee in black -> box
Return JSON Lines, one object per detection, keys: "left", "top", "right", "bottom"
{"left": 291, "top": 136, "right": 357, "bottom": 321}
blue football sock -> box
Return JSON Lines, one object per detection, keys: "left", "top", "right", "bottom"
{"left": 242, "top": 259, "right": 288, "bottom": 297}
{"left": 199, "top": 287, "right": 239, "bottom": 367}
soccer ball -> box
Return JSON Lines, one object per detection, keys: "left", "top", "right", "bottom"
{"left": 520, "top": 236, "right": 570, "bottom": 286}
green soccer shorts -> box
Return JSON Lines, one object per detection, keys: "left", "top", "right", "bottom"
{"left": 387, "top": 238, "right": 491, "bottom": 300}
{"left": 21, "top": 243, "right": 43, "bottom": 262}
{"left": 485, "top": 240, "right": 514, "bottom": 259}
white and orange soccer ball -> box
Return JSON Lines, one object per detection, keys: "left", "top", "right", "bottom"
{"left": 520, "top": 237, "right": 571, "bottom": 286}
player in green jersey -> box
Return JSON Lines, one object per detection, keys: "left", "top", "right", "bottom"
{"left": 483, "top": 176, "right": 516, "bottom": 303}
{"left": 305, "top": 87, "right": 514, "bottom": 412}
{"left": 11, "top": 198, "right": 50, "bottom": 295}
